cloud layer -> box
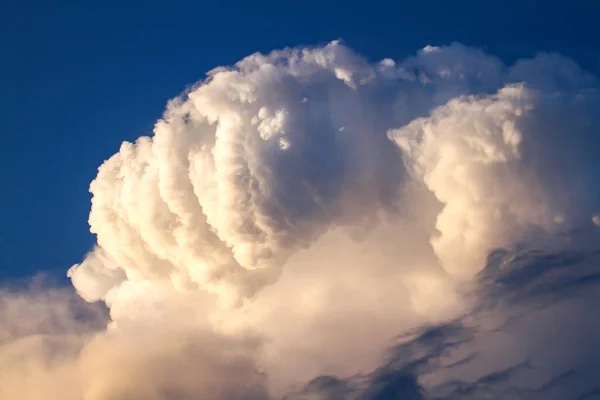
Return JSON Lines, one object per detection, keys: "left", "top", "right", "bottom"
{"left": 2, "top": 41, "right": 600, "bottom": 399}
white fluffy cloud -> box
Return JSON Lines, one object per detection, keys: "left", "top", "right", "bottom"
{"left": 70, "top": 41, "right": 414, "bottom": 307}
{"left": 3, "top": 41, "right": 600, "bottom": 399}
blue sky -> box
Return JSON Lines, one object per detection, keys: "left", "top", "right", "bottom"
{"left": 1, "top": 0, "right": 598, "bottom": 280}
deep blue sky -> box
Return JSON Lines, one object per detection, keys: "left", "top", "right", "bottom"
{"left": 1, "top": 0, "right": 599, "bottom": 280}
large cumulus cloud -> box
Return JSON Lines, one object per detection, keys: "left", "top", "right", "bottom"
{"left": 1, "top": 40, "right": 599, "bottom": 399}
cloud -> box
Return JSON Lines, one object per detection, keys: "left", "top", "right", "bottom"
{"left": 0, "top": 281, "right": 268, "bottom": 400}
{"left": 3, "top": 40, "right": 600, "bottom": 399}
{"left": 78, "top": 322, "right": 268, "bottom": 400}
{"left": 0, "top": 281, "right": 107, "bottom": 400}
{"left": 70, "top": 40, "right": 412, "bottom": 307}
{"left": 69, "top": 40, "right": 600, "bottom": 308}
{"left": 293, "top": 239, "right": 600, "bottom": 399}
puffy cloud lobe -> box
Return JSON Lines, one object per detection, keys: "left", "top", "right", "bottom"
{"left": 390, "top": 86, "right": 548, "bottom": 277}
{"left": 67, "top": 247, "right": 127, "bottom": 302}
{"left": 70, "top": 41, "right": 412, "bottom": 306}
{"left": 391, "top": 81, "right": 600, "bottom": 277}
